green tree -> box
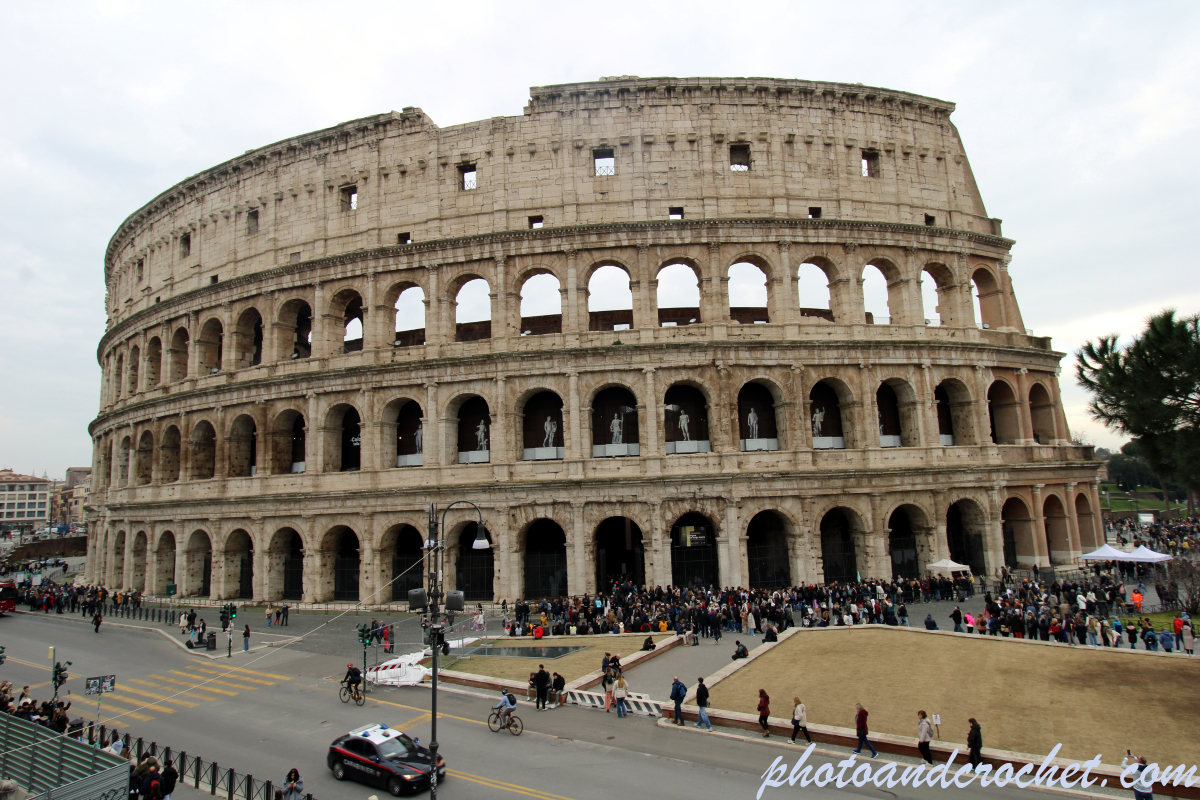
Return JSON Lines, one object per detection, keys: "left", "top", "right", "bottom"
{"left": 1076, "top": 310, "right": 1200, "bottom": 511}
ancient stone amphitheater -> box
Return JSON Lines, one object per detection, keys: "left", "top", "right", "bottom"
{"left": 87, "top": 77, "right": 1102, "bottom": 604}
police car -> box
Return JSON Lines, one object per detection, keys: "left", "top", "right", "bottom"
{"left": 328, "top": 723, "right": 446, "bottom": 795}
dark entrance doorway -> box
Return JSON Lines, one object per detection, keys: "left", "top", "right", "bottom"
{"left": 746, "top": 511, "right": 790, "bottom": 589}
{"left": 455, "top": 523, "right": 494, "bottom": 602}
{"left": 820, "top": 509, "right": 857, "bottom": 584}
{"left": 331, "top": 528, "right": 360, "bottom": 601}
{"left": 888, "top": 509, "right": 918, "bottom": 579}
{"left": 594, "top": 517, "right": 645, "bottom": 590}
{"left": 670, "top": 512, "right": 718, "bottom": 588}
{"left": 524, "top": 520, "right": 568, "bottom": 599}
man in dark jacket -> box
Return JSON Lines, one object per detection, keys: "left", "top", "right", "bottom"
{"left": 140, "top": 765, "right": 165, "bottom": 800}
{"left": 533, "top": 665, "right": 551, "bottom": 711}
{"left": 161, "top": 758, "right": 178, "bottom": 800}
{"left": 694, "top": 676, "right": 712, "bottom": 730}
{"left": 669, "top": 677, "right": 687, "bottom": 725}
{"left": 924, "top": 614, "right": 938, "bottom": 630}
{"left": 950, "top": 607, "right": 964, "bottom": 632}
{"left": 967, "top": 718, "right": 983, "bottom": 766}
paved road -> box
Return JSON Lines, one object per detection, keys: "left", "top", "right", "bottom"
{"left": 0, "top": 608, "right": 1141, "bottom": 800}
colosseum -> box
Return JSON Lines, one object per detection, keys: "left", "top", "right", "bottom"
{"left": 86, "top": 76, "right": 1103, "bottom": 604}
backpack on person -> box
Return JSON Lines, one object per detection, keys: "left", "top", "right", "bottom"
{"left": 144, "top": 775, "right": 164, "bottom": 800}
{"left": 506, "top": 692, "right": 517, "bottom": 706}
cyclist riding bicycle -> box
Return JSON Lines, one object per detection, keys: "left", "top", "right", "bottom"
{"left": 494, "top": 688, "right": 517, "bottom": 727}
{"left": 344, "top": 663, "right": 362, "bottom": 694}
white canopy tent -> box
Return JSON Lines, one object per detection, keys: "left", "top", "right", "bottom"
{"left": 1081, "top": 544, "right": 1133, "bottom": 561}
{"left": 1129, "top": 545, "right": 1173, "bottom": 563}
{"left": 926, "top": 558, "right": 972, "bottom": 573}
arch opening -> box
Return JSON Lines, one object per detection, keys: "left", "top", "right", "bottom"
{"left": 971, "top": 268, "right": 1002, "bottom": 329}
{"left": 160, "top": 426, "right": 181, "bottom": 483}
{"left": 739, "top": 381, "right": 779, "bottom": 451}
{"left": 154, "top": 531, "right": 176, "bottom": 594}
{"left": 946, "top": 500, "right": 987, "bottom": 575}
{"left": 523, "top": 520, "right": 568, "bottom": 599}
{"left": 145, "top": 337, "right": 162, "bottom": 387}
{"left": 224, "top": 529, "right": 254, "bottom": 599}
{"left": 389, "top": 400, "right": 424, "bottom": 468}
{"left": 111, "top": 530, "right": 126, "bottom": 587}
{"left": 1076, "top": 494, "right": 1098, "bottom": 550}
{"left": 191, "top": 421, "right": 216, "bottom": 480}
{"left": 920, "top": 269, "right": 943, "bottom": 326}
{"left": 988, "top": 381, "right": 1021, "bottom": 444}
{"left": 522, "top": 391, "right": 564, "bottom": 460}
{"left": 116, "top": 436, "right": 131, "bottom": 486}
{"left": 810, "top": 381, "right": 846, "bottom": 449}
{"left": 168, "top": 328, "right": 189, "bottom": 381}
{"left": 797, "top": 262, "right": 834, "bottom": 322}
{"left": 327, "top": 526, "right": 360, "bottom": 602}
{"left": 455, "top": 396, "right": 491, "bottom": 464}
{"left": 113, "top": 354, "right": 124, "bottom": 399}
{"left": 229, "top": 415, "right": 258, "bottom": 477}
{"left": 382, "top": 525, "right": 424, "bottom": 602}
{"left": 1029, "top": 383, "right": 1057, "bottom": 444}
{"left": 671, "top": 512, "right": 719, "bottom": 588}
{"left": 266, "top": 527, "right": 304, "bottom": 601}
{"left": 234, "top": 308, "right": 264, "bottom": 368}
{"left": 664, "top": 384, "right": 710, "bottom": 454}
{"left": 135, "top": 430, "right": 154, "bottom": 485}
{"left": 519, "top": 272, "right": 562, "bottom": 336}
{"left": 1043, "top": 495, "right": 1072, "bottom": 566}
{"left": 454, "top": 523, "right": 493, "bottom": 601}
{"left": 197, "top": 318, "right": 224, "bottom": 373}
{"left": 876, "top": 383, "right": 903, "bottom": 448}
{"left": 728, "top": 261, "right": 769, "bottom": 324}
{"left": 184, "top": 530, "right": 213, "bottom": 598}
{"left": 337, "top": 292, "right": 365, "bottom": 353}
{"left": 270, "top": 411, "right": 306, "bottom": 473}
{"left": 820, "top": 508, "right": 859, "bottom": 584}
{"left": 595, "top": 517, "right": 644, "bottom": 590}
{"left": 393, "top": 286, "right": 426, "bottom": 347}
{"left": 657, "top": 263, "right": 701, "bottom": 327}
{"left": 278, "top": 300, "right": 313, "bottom": 360}
{"left": 591, "top": 386, "right": 639, "bottom": 458}
{"left": 935, "top": 384, "right": 955, "bottom": 446}
{"left": 455, "top": 278, "right": 492, "bottom": 342}
{"left": 127, "top": 345, "right": 140, "bottom": 395}
{"left": 746, "top": 511, "right": 790, "bottom": 589}
{"left": 861, "top": 264, "right": 891, "bottom": 325}
{"left": 1001, "top": 498, "right": 1032, "bottom": 568}
{"left": 129, "top": 531, "right": 148, "bottom": 592}
{"left": 888, "top": 507, "right": 920, "bottom": 580}
{"left": 587, "top": 265, "right": 633, "bottom": 331}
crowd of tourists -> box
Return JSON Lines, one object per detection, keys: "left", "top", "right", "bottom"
{"left": 1110, "top": 515, "right": 1200, "bottom": 554}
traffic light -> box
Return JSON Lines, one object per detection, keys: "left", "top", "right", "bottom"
{"left": 228, "top": 603, "right": 237, "bottom": 620}
{"left": 356, "top": 623, "right": 370, "bottom": 644}
{"left": 220, "top": 608, "right": 229, "bottom": 629}
{"left": 52, "top": 660, "right": 71, "bottom": 690}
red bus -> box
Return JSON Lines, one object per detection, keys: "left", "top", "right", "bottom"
{"left": 0, "top": 581, "right": 19, "bottom": 615}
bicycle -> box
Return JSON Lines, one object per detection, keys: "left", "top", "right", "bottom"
{"left": 339, "top": 680, "right": 365, "bottom": 706}
{"left": 487, "top": 711, "right": 523, "bottom": 735}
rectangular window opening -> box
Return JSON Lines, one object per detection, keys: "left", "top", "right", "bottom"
{"left": 180, "top": 233, "right": 191, "bottom": 258}
{"left": 808, "top": 207, "right": 822, "bottom": 219}
{"left": 396, "top": 232, "right": 411, "bottom": 245}
{"left": 924, "top": 214, "right": 936, "bottom": 226}
{"left": 528, "top": 216, "right": 544, "bottom": 229}
{"left": 593, "top": 148, "right": 615, "bottom": 176}
{"left": 135, "top": 259, "right": 144, "bottom": 283}
{"left": 210, "top": 275, "right": 219, "bottom": 284}
{"left": 729, "top": 144, "right": 751, "bottom": 171}
{"left": 289, "top": 252, "right": 302, "bottom": 263}
{"left": 861, "top": 150, "right": 880, "bottom": 178}
{"left": 340, "top": 185, "right": 358, "bottom": 211}
{"left": 246, "top": 208, "right": 259, "bottom": 235}
{"left": 668, "top": 207, "right": 684, "bottom": 220}
{"left": 459, "top": 164, "right": 477, "bottom": 191}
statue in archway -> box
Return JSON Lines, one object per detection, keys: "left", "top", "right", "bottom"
{"left": 543, "top": 415, "right": 557, "bottom": 448}
{"left": 812, "top": 407, "right": 826, "bottom": 438}
{"left": 610, "top": 413, "right": 623, "bottom": 444}
{"left": 678, "top": 409, "right": 691, "bottom": 441}
{"left": 413, "top": 421, "right": 423, "bottom": 453}
{"left": 746, "top": 407, "right": 759, "bottom": 439}
{"left": 476, "top": 419, "right": 489, "bottom": 451}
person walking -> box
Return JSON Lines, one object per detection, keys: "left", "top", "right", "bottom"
{"left": 757, "top": 689, "right": 771, "bottom": 738}
{"left": 160, "top": 757, "right": 178, "bottom": 800}
{"left": 670, "top": 676, "right": 687, "bottom": 726}
{"left": 967, "top": 718, "right": 983, "bottom": 767}
{"left": 950, "top": 606, "right": 963, "bottom": 633}
{"left": 178, "top": 612, "right": 187, "bottom": 635}
{"left": 602, "top": 667, "right": 615, "bottom": 712}
{"left": 92, "top": 611, "right": 103, "bottom": 633}
{"left": 534, "top": 664, "right": 550, "bottom": 711}
{"left": 614, "top": 676, "right": 629, "bottom": 717}
{"left": 917, "top": 711, "right": 934, "bottom": 764}
{"left": 1123, "top": 752, "right": 1153, "bottom": 800}
{"left": 281, "top": 603, "right": 289, "bottom": 626}
{"left": 1182, "top": 619, "right": 1195, "bottom": 656}
{"left": 853, "top": 703, "right": 878, "bottom": 758}
{"left": 281, "top": 768, "right": 303, "bottom": 800}
{"left": 790, "top": 697, "right": 811, "bottom": 744}
{"left": 695, "top": 677, "right": 712, "bottom": 731}
{"left": 242, "top": 624, "right": 251, "bottom": 652}
{"left": 265, "top": 606, "right": 273, "bottom": 628}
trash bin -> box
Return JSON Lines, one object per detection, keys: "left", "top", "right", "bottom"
{"left": 206, "top": 633, "right": 217, "bottom": 651}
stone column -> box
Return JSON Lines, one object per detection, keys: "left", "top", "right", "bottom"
{"left": 359, "top": 516, "right": 377, "bottom": 604}
{"left": 643, "top": 367, "right": 660, "bottom": 459}
{"left": 706, "top": 242, "right": 724, "bottom": 323}
{"left": 426, "top": 265, "right": 442, "bottom": 345}
{"left": 251, "top": 520, "right": 267, "bottom": 601}
{"left": 311, "top": 280, "right": 328, "bottom": 358}
{"left": 569, "top": 501, "right": 588, "bottom": 597}
{"left": 1013, "top": 369, "right": 1035, "bottom": 444}
{"left": 1064, "top": 482, "right": 1081, "bottom": 557}
{"left": 492, "top": 376, "right": 508, "bottom": 464}
{"left": 646, "top": 502, "right": 667, "bottom": 588}
{"left": 566, "top": 372, "right": 582, "bottom": 460}
{"left": 564, "top": 249, "right": 580, "bottom": 336}
{"left": 632, "top": 245, "right": 652, "bottom": 331}
{"left": 425, "top": 382, "right": 440, "bottom": 467}
{"left": 492, "top": 255, "right": 509, "bottom": 348}
{"left": 307, "top": 393, "right": 321, "bottom": 473}
{"left": 186, "top": 311, "right": 201, "bottom": 380}
{"left": 1030, "top": 484, "right": 1047, "bottom": 567}
{"left": 776, "top": 240, "right": 795, "bottom": 324}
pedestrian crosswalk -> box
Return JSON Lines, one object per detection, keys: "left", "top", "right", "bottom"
{"left": 90, "top": 666, "right": 292, "bottom": 724}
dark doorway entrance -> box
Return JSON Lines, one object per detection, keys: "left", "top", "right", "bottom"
{"left": 820, "top": 509, "right": 857, "bottom": 584}
{"left": 594, "top": 517, "right": 645, "bottom": 590}
{"left": 670, "top": 513, "right": 718, "bottom": 588}
{"left": 456, "top": 523, "right": 494, "bottom": 602}
{"left": 746, "top": 511, "right": 790, "bottom": 589}
{"left": 524, "top": 520, "right": 568, "bottom": 599}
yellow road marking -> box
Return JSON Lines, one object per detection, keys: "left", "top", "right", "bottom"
{"left": 364, "top": 696, "right": 486, "bottom": 726}
{"left": 170, "top": 672, "right": 261, "bottom": 691}
{"left": 115, "top": 685, "right": 198, "bottom": 708}
{"left": 6, "top": 657, "right": 50, "bottom": 671}
{"left": 129, "top": 679, "right": 224, "bottom": 701}
{"left": 448, "top": 770, "right": 576, "bottom": 800}
{"left": 187, "top": 664, "right": 293, "bottom": 681}
{"left": 401, "top": 712, "right": 432, "bottom": 728}
{"left": 153, "top": 674, "right": 237, "bottom": 695}
{"left": 92, "top": 700, "right": 154, "bottom": 722}
{"left": 103, "top": 695, "right": 176, "bottom": 714}
{"left": 184, "top": 666, "right": 275, "bottom": 685}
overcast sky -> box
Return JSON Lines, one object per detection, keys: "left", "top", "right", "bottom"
{"left": 1, "top": 1, "right": 1196, "bottom": 477}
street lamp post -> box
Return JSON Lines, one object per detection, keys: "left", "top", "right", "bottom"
{"left": 412, "top": 501, "right": 490, "bottom": 800}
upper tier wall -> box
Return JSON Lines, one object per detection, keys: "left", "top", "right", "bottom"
{"left": 103, "top": 77, "right": 999, "bottom": 328}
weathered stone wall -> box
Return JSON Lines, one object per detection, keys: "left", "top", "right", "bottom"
{"left": 86, "top": 78, "right": 1101, "bottom": 602}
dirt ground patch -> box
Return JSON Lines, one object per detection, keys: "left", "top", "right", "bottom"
{"left": 440, "top": 635, "right": 671, "bottom": 685}
{"left": 706, "top": 627, "right": 1200, "bottom": 764}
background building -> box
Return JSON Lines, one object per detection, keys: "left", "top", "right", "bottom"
{"left": 87, "top": 77, "right": 1101, "bottom": 602}
{"left": 1, "top": 469, "right": 51, "bottom": 533}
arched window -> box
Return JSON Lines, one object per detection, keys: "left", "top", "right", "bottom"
{"left": 656, "top": 263, "right": 701, "bottom": 326}
{"left": 797, "top": 262, "right": 834, "bottom": 322}
{"left": 522, "top": 391, "right": 564, "bottom": 460}
{"left": 888, "top": 507, "right": 920, "bottom": 580}
{"left": 594, "top": 517, "right": 644, "bottom": 588}
{"left": 588, "top": 265, "right": 633, "bottom": 331}
{"left": 1001, "top": 498, "right": 1031, "bottom": 568}
{"left": 819, "top": 508, "right": 858, "bottom": 584}
{"left": 330, "top": 291, "right": 365, "bottom": 354}
{"left": 326, "top": 526, "right": 360, "bottom": 601}
{"left": 670, "top": 512, "right": 719, "bottom": 587}
{"left": 746, "top": 511, "right": 790, "bottom": 589}
{"left": 456, "top": 396, "right": 491, "bottom": 463}
{"left": 323, "top": 405, "right": 361, "bottom": 472}
{"left": 191, "top": 421, "right": 217, "bottom": 480}
{"left": 229, "top": 415, "right": 258, "bottom": 477}
{"left": 127, "top": 346, "right": 140, "bottom": 395}
{"left": 738, "top": 382, "right": 779, "bottom": 451}
{"left": 519, "top": 273, "right": 562, "bottom": 336}
{"left": 197, "top": 318, "right": 224, "bottom": 373}
{"left": 113, "top": 354, "right": 124, "bottom": 399}
{"left": 591, "top": 387, "right": 639, "bottom": 457}
{"left": 876, "top": 383, "right": 903, "bottom": 447}
{"left": 455, "top": 278, "right": 492, "bottom": 342}
{"left": 664, "top": 384, "right": 710, "bottom": 454}
{"left": 234, "top": 308, "right": 264, "bottom": 367}
{"left": 728, "top": 262, "right": 768, "bottom": 324}
{"left": 987, "top": 381, "right": 1020, "bottom": 444}
{"left": 145, "top": 337, "right": 162, "bottom": 387}
{"left": 270, "top": 411, "right": 305, "bottom": 473}
{"left": 809, "top": 381, "right": 845, "bottom": 449}
{"left": 920, "top": 269, "right": 942, "bottom": 326}
{"left": 278, "top": 300, "right": 312, "bottom": 360}
{"left": 523, "top": 520, "right": 568, "bottom": 598}
{"left": 393, "top": 286, "right": 426, "bottom": 347}
{"left": 389, "top": 400, "right": 424, "bottom": 468}
{"left": 861, "top": 264, "right": 891, "bottom": 325}
{"left": 946, "top": 500, "right": 986, "bottom": 575}
{"left": 267, "top": 527, "right": 304, "bottom": 600}
{"left": 169, "top": 328, "right": 190, "bottom": 381}
{"left": 1029, "top": 384, "right": 1056, "bottom": 444}
{"left": 454, "top": 523, "right": 493, "bottom": 601}
{"left": 134, "top": 430, "right": 154, "bottom": 485}
{"left": 383, "top": 525, "right": 424, "bottom": 601}
{"left": 160, "top": 426, "right": 181, "bottom": 483}
{"left": 971, "top": 268, "right": 1003, "bottom": 329}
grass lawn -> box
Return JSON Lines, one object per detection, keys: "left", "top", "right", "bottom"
{"left": 706, "top": 627, "right": 1200, "bottom": 764}
{"left": 438, "top": 635, "right": 672, "bottom": 685}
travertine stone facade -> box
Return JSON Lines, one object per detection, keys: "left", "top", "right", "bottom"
{"left": 87, "top": 77, "right": 1101, "bottom": 603}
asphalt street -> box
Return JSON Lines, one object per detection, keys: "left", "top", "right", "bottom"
{"left": 0, "top": 607, "right": 1132, "bottom": 800}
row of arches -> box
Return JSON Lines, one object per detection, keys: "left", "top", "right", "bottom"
{"left": 102, "top": 250, "right": 1013, "bottom": 404}
{"left": 96, "top": 373, "right": 1060, "bottom": 488}
{"left": 95, "top": 488, "right": 1101, "bottom": 600}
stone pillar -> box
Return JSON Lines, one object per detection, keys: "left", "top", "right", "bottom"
{"left": 359, "top": 517, "right": 377, "bottom": 604}
{"left": 493, "top": 255, "right": 509, "bottom": 348}
{"left": 706, "top": 242, "right": 723, "bottom": 323}
{"left": 492, "top": 512, "right": 516, "bottom": 602}
{"left": 424, "top": 382, "right": 440, "bottom": 467}
{"left": 311, "top": 280, "right": 328, "bottom": 358}
{"left": 1050, "top": 374, "right": 1071, "bottom": 445}
{"left": 570, "top": 501, "right": 588, "bottom": 597}
{"left": 776, "top": 240, "right": 795, "bottom": 325}
{"left": 1030, "top": 484, "right": 1047, "bottom": 567}
{"left": 566, "top": 372, "right": 582, "bottom": 460}
{"left": 1013, "top": 369, "right": 1035, "bottom": 444}
{"left": 643, "top": 367, "right": 660, "bottom": 460}
{"left": 426, "top": 265, "right": 442, "bottom": 345}
{"left": 1064, "top": 482, "right": 1081, "bottom": 557}
{"left": 358, "top": 390, "right": 377, "bottom": 473}
{"left": 632, "top": 245, "right": 653, "bottom": 331}
{"left": 251, "top": 521, "right": 267, "bottom": 602}
{"left": 492, "top": 375, "right": 508, "bottom": 464}
{"left": 186, "top": 311, "right": 200, "bottom": 380}
{"left": 306, "top": 393, "right": 321, "bottom": 473}
{"left": 647, "top": 502, "right": 667, "bottom": 588}
{"left": 564, "top": 249, "right": 580, "bottom": 336}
